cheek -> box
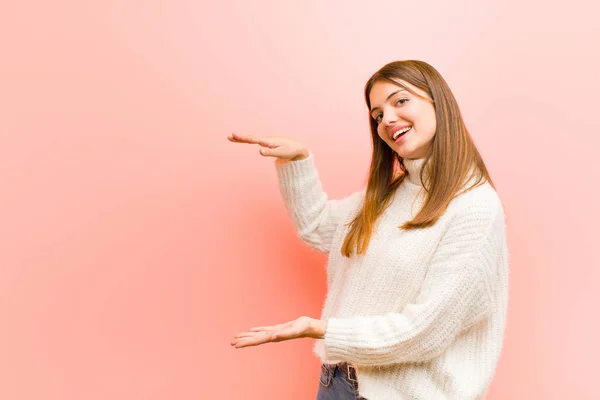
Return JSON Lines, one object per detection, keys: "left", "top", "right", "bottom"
{"left": 428, "top": 110, "right": 437, "bottom": 131}
{"left": 426, "top": 108, "right": 437, "bottom": 134}
{"left": 421, "top": 120, "right": 435, "bottom": 138}
{"left": 414, "top": 109, "right": 436, "bottom": 136}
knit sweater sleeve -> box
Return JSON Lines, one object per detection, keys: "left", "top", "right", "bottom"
{"left": 322, "top": 196, "right": 506, "bottom": 366}
{"left": 275, "top": 153, "right": 364, "bottom": 253}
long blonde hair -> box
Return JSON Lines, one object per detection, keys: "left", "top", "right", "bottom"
{"left": 341, "top": 60, "right": 494, "bottom": 257}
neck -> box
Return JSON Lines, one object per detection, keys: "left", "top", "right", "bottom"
{"left": 402, "top": 157, "right": 427, "bottom": 187}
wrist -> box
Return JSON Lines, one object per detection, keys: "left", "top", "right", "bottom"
{"left": 291, "top": 149, "right": 309, "bottom": 161}
{"left": 310, "top": 318, "right": 328, "bottom": 339}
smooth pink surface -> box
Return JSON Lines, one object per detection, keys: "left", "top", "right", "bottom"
{"left": 1, "top": 1, "right": 598, "bottom": 399}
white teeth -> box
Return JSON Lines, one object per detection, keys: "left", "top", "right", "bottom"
{"left": 393, "top": 126, "right": 411, "bottom": 140}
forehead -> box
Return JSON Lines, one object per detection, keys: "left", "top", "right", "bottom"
{"left": 369, "top": 79, "right": 428, "bottom": 103}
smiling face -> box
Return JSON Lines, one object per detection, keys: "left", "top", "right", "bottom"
{"left": 368, "top": 79, "right": 437, "bottom": 160}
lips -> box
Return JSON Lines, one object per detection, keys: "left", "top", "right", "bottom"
{"left": 390, "top": 125, "right": 412, "bottom": 141}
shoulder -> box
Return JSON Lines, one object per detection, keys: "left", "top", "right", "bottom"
{"left": 444, "top": 181, "right": 506, "bottom": 232}
{"left": 449, "top": 180, "right": 502, "bottom": 212}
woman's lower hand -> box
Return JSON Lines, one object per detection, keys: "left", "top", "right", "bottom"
{"left": 227, "top": 133, "right": 309, "bottom": 162}
{"left": 230, "top": 316, "right": 328, "bottom": 349}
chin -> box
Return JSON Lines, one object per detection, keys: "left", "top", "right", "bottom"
{"left": 394, "top": 147, "right": 415, "bottom": 160}
{"left": 399, "top": 143, "right": 430, "bottom": 160}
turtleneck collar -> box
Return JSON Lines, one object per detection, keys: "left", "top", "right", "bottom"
{"left": 402, "top": 158, "right": 427, "bottom": 187}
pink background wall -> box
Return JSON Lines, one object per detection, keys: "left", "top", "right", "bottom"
{"left": 1, "top": 0, "right": 598, "bottom": 398}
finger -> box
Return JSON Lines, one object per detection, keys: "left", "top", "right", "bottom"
{"left": 234, "top": 331, "right": 266, "bottom": 339}
{"left": 259, "top": 147, "right": 271, "bottom": 157}
{"left": 230, "top": 133, "right": 276, "bottom": 148}
{"left": 249, "top": 324, "right": 275, "bottom": 331}
{"left": 232, "top": 334, "right": 274, "bottom": 349}
{"left": 236, "top": 330, "right": 272, "bottom": 337}
{"left": 230, "top": 331, "right": 267, "bottom": 343}
{"left": 230, "top": 332, "right": 269, "bottom": 346}
{"left": 250, "top": 322, "right": 286, "bottom": 332}
{"left": 260, "top": 147, "right": 291, "bottom": 158}
{"left": 228, "top": 133, "right": 255, "bottom": 143}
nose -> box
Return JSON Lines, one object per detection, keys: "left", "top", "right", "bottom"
{"left": 382, "top": 108, "right": 398, "bottom": 126}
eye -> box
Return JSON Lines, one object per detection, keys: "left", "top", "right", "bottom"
{"left": 372, "top": 98, "right": 410, "bottom": 124}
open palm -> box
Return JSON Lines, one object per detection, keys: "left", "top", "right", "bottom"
{"left": 230, "top": 316, "right": 317, "bottom": 349}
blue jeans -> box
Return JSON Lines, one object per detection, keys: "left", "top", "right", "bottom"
{"left": 316, "top": 364, "right": 367, "bottom": 400}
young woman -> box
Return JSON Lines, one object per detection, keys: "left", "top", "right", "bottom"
{"left": 229, "top": 60, "right": 509, "bottom": 400}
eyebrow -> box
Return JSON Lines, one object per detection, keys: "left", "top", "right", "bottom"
{"left": 370, "top": 89, "right": 409, "bottom": 114}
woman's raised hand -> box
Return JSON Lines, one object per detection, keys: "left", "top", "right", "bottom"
{"left": 227, "top": 133, "right": 309, "bottom": 163}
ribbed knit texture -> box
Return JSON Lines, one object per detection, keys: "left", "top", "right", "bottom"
{"left": 275, "top": 153, "right": 509, "bottom": 400}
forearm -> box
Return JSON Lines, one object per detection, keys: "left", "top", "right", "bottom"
{"left": 321, "top": 268, "right": 491, "bottom": 366}
{"left": 275, "top": 154, "right": 363, "bottom": 252}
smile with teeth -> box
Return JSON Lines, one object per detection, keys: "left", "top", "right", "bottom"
{"left": 392, "top": 126, "right": 412, "bottom": 140}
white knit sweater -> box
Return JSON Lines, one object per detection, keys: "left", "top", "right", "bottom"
{"left": 275, "top": 153, "right": 509, "bottom": 400}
